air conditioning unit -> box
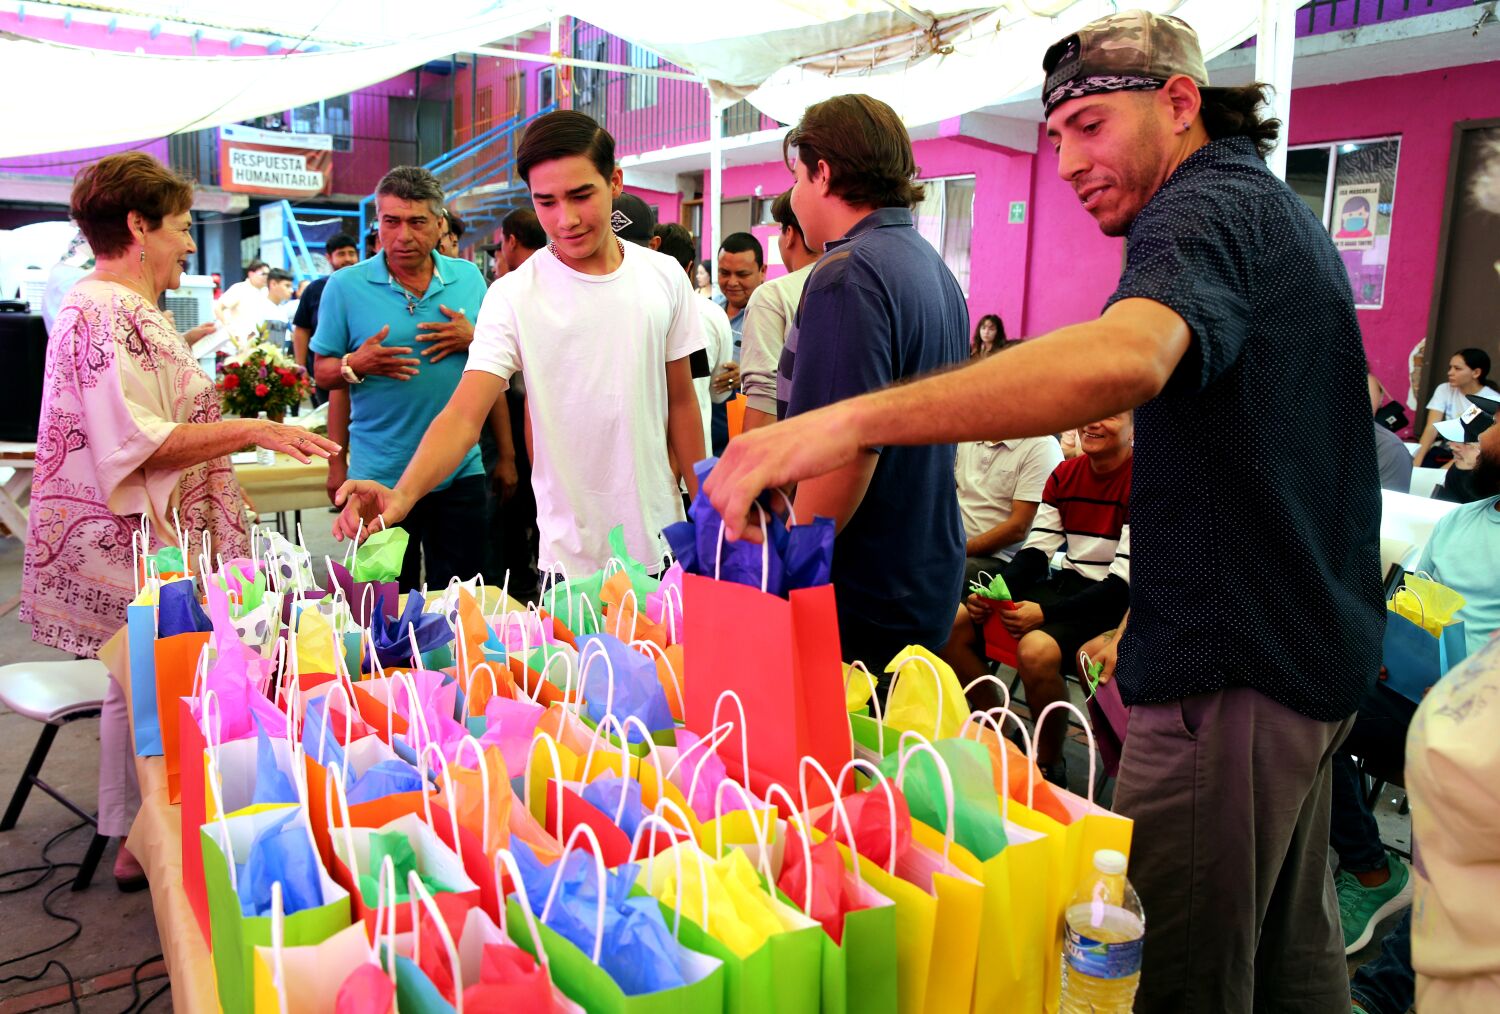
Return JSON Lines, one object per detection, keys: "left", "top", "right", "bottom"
{"left": 163, "top": 274, "right": 216, "bottom": 331}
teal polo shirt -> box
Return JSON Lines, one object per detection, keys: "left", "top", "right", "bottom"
{"left": 310, "top": 251, "right": 487, "bottom": 490}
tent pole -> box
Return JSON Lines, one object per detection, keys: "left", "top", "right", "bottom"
{"left": 1255, "top": 0, "right": 1298, "bottom": 180}
{"left": 709, "top": 88, "right": 724, "bottom": 274}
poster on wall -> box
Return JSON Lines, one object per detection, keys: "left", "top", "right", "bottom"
{"left": 1332, "top": 182, "right": 1380, "bottom": 251}
{"left": 219, "top": 124, "right": 333, "bottom": 197}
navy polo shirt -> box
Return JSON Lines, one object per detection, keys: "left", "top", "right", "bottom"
{"left": 310, "top": 251, "right": 487, "bottom": 490}
{"left": 1105, "top": 136, "right": 1384, "bottom": 722}
{"left": 782, "top": 207, "right": 968, "bottom": 648}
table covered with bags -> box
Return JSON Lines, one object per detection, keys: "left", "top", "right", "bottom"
{"left": 113, "top": 469, "right": 1133, "bottom": 1013}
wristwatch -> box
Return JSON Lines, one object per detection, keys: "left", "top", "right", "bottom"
{"left": 340, "top": 354, "right": 363, "bottom": 385}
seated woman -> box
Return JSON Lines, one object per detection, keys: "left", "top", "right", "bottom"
{"left": 941, "top": 412, "right": 1132, "bottom": 786}
{"left": 1411, "top": 347, "right": 1499, "bottom": 467}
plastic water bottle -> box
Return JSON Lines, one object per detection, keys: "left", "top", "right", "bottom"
{"left": 254, "top": 412, "right": 276, "bottom": 466}
{"left": 1060, "top": 848, "right": 1145, "bottom": 1013}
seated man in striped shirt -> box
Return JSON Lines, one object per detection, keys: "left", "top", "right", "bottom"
{"left": 944, "top": 411, "right": 1133, "bottom": 786}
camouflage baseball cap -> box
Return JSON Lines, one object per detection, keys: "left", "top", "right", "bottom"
{"left": 1041, "top": 9, "right": 1209, "bottom": 119}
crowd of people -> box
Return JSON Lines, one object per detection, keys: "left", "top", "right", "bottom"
{"left": 14, "top": 7, "right": 1500, "bottom": 1013}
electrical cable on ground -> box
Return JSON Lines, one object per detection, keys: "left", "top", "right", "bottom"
{"left": 0, "top": 818, "right": 90, "bottom": 1012}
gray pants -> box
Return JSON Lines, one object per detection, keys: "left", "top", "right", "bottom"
{"left": 1113, "top": 686, "right": 1355, "bottom": 1013}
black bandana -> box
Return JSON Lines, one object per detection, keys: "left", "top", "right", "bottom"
{"left": 1044, "top": 74, "right": 1164, "bottom": 118}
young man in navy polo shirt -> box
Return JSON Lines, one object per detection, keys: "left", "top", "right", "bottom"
{"left": 777, "top": 94, "right": 969, "bottom": 671}
{"left": 708, "top": 13, "right": 1383, "bottom": 1012}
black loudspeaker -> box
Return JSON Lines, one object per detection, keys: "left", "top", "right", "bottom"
{"left": 0, "top": 306, "right": 48, "bottom": 442}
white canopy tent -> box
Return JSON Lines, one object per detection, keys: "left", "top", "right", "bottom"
{"left": 0, "top": 2, "right": 553, "bottom": 158}
{"left": 0, "top": 1, "right": 1281, "bottom": 160}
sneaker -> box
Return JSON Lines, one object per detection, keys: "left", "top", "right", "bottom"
{"left": 1338, "top": 854, "right": 1412, "bottom": 954}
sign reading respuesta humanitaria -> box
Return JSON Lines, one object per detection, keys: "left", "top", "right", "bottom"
{"left": 219, "top": 124, "right": 334, "bottom": 197}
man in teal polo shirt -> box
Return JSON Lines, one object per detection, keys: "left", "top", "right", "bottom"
{"left": 312, "top": 166, "right": 491, "bottom": 588}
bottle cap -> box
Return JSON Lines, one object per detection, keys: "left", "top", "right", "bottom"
{"left": 1093, "top": 848, "right": 1127, "bottom": 875}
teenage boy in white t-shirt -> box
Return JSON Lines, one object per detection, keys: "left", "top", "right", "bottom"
{"left": 332, "top": 111, "right": 706, "bottom": 573}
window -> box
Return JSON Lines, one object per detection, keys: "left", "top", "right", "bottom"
{"left": 627, "top": 44, "right": 659, "bottom": 111}
{"left": 913, "top": 175, "right": 976, "bottom": 295}
{"left": 1286, "top": 136, "right": 1401, "bottom": 309}
{"left": 291, "top": 94, "right": 352, "bottom": 152}
{"left": 538, "top": 67, "right": 556, "bottom": 110}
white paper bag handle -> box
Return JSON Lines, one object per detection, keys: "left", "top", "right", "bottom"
{"left": 630, "top": 638, "right": 683, "bottom": 721}
{"left": 539, "top": 823, "right": 608, "bottom": 965}
{"left": 711, "top": 777, "right": 772, "bottom": 881}
{"left": 958, "top": 706, "right": 1031, "bottom": 825}
{"left": 961, "top": 673, "right": 1011, "bottom": 712}
{"left": 581, "top": 713, "right": 668, "bottom": 826}
{"left": 885, "top": 652, "right": 948, "bottom": 741}
{"left": 894, "top": 732, "right": 956, "bottom": 865}
{"left": 713, "top": 502, "right": 771, "bottom": 592}
{"left": 760, "top": 781, "right": 817, "bottom": 912}
{"left": 611, "top": 587, "right": 642, "bottom": 644}
{"left": 797, "top": 756, "right": 865, "bottom": 890}
{"left": 205, "top": 751, "right": 238, "bottom": 892}
{"left": 464, "top": 662, "right": 501, "bottom": 719}
{"left": 419, "top": 740, "right": 464, "bottom": 856}
{"left": 626, "top": 810, "right": 707, "bottom": 939}
{"left": 844, "top": 660, "right": 886, "bottom": 755}
{"left": 832, "top": 758, "right": 902, "bottom": 877}
{"left": 535, "top": 649, "right": 576, "bottom": 705}
{"left": 407, "top": 870, "right": 465, "bottom": 1014}
{"left": 444, "top": 734, "right": 494, "bottom": 854}
{"left": 324, "top": 762, "right": 360, "bottom": 886}
{"left": 493, "top": 848, "right": 550, "bottom": 970}
{"left": 577, "top": 639, "right": 620, "bottom": 729}
{"left": 1031, "top": 700, "right": 1099, "bottom": 808}
{"left": 522, "top": 731, "right": 568, "bottom": 838}
{"left": 704, "top": 689, "right": 754, "bottom": 798}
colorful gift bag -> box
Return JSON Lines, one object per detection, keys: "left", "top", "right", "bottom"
{"left": 1004, "top": 702, "right": 1133, "bottom": 1013}
{"left": 252, "top": 882, "right": 393, "bottom": 1014}
{"left": 201, "top": 795, "right": 350, "bottom": 1014}
{"left": 507, "top": 826, "right": 726, "bottom": 1013}
{"left": 1383, "top": 582, "right": 1468, "bottom": 702}
{"left": 682, "top": 572, "right": 850, "bottom": 803}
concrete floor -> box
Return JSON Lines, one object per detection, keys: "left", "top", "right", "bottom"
{"left": 0, "top": 519, "right": 1414, "bottom": 1011}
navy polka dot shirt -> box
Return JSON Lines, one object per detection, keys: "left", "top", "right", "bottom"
{"left": 1106, "top": 136, "right": 1384, "bottom": 722}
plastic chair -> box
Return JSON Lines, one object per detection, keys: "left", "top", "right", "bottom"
{"left": 0, "top": 659, "right": 112, "bottom": 890}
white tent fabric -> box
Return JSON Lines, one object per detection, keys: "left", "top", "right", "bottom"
{"left": 572, "top": 0, "right": 1265, "bottom": 127}
{"left": 34, "top": 0, "right": 528, "bottom": 46}
{"left": 0, "top": 3, "right": 549, "bottom": 158}
{"left": 561, "top": 1, "right": 991, "bottom": 93}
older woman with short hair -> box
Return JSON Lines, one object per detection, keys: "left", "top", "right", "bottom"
{"left": 20, "top": 152, "right": 339, "bottom": 887}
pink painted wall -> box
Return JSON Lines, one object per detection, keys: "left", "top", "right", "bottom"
{"left": 1288, "top": 60, "right": 1500, "bottom": 405}
{"left": 622, "top": 185, "right": 682, "bottom": 236}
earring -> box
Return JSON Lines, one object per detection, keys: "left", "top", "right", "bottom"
{"left": 140, "top": 249, "right": 146, "bottom": 263}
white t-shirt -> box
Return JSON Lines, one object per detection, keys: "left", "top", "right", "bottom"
{"left": 740, "top": 264, "right": 812, "bottom": 416}
{"left": 1427, "top": 383, "right": 1500, "bottom": 422}
{"left": 467, "top": 242, "right": 705, "bottom": 573}
{"left": 955, "top": 435, "right": 1064, "bottom": 560}
{"left": 695, "top": 296, "right": 735, "bottom": 449}
{"left": 216, "top": 280, "right": 275, "bottom": 342}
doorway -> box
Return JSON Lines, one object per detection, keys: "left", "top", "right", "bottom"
{"left": 1423, "top": 119, "right": 1500, "bottom": 408}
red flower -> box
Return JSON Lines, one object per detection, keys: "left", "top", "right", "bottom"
{"left": 255, "top": 383, "right": 270, "bottom": 397}
{"left": 222, "top": 373, "right": 240, "bottom": 389}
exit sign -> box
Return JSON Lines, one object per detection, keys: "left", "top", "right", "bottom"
{"left": 1008, "top": 201, "right": 1027, "bottom": 224}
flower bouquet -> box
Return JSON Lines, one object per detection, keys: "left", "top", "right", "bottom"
{"left": 217, "top": 341, "right": 312, "bottom": 420}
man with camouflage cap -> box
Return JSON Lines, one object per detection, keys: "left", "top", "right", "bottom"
{"left": 706, "top": 11, "right": 1381, "bottom": 1011}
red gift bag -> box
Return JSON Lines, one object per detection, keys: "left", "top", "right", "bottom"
{"left": 982, "top": 602, "right": 1020, "bottom": 668}
{"left": 681, "top": 575, "right": 850, "bottom": 805}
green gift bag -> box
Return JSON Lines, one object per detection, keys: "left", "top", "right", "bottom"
{"left": 352, "top": 527, "right": 410, "bottom": 584}
{"left": 503, "top": 824, "right": 726, "bottom": 1014}
{"left": 631, "top": 804, "right": 823, "bottom": 1014}
{"left": 541, "top": 563, "right": 607, "bottom": 637}
{"left": 201, "top": 803, "right": 351, "bottom": 1014}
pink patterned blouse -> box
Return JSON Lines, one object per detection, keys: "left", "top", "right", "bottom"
{"left": 20, "top": 280, "right": 251, "bottom": 657}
